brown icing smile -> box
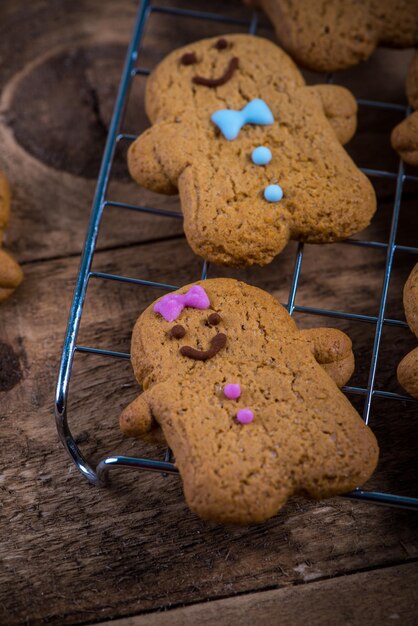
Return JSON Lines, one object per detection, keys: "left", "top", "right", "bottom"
{"left": 192, "top": 57, "right": 239, "bottom": 88}
{"left": 180, "top": 333, "right": 227, "bottom": 360}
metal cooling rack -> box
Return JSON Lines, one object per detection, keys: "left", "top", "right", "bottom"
{"left": 55, "top": 0, "right": 418, "bottom": 511}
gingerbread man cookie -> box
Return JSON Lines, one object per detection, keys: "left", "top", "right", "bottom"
{"left": 0, "top": 171, "right": 23, "bottom": 302}
{"left": 246, "top": 0, "right": 418, "bottom": 73}
{"left": 128, "top": 34, "right": 376, "bottom": 267}
{"left": 397, "top": 264, "right": 418, "bottom": 398}
{"left": 391, "top": 52, "right": 418, "bottom": 167}
{"left": 120, "top": 279, "right": 379, "bottom": 524}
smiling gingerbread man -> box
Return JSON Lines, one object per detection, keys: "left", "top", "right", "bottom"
{"left": 120, "top": 278, "right": 378, "bottom": 524}
{"left": 128, "top": 34, "right": 376, "bottom": 267}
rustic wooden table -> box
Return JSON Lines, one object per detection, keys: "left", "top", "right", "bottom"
{"left": 1, "top": 1, "right": 418, "bottom": 625}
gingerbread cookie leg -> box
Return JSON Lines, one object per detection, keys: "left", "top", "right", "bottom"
{"left": 391, "top": 111, "right": 418, "bottom": 167}
{"left": 403, "top": 263, "right": 418, "bottom": 334}
{"left": 252, "top": 0, "right": 376, "bottom": 73}
{"left": 391, "top": 52, "right": 418, "bottom": 167}
{"left": 397, "top": 347, "right": 418, "bottom": 399}
{"left": 179, "top": 165, "right": 292, "bottom": 267}
{"left": 309, "top": 85, "right": 357, "bottom": 145}
{"left": 120, "top": 389, "right": 165, "bottom": 444}
{"left": 300, "top": 327, "right": 354, "bottom": 388}
{"left": 0, "top": 172, "right": 23, "bottom": 301}
{"left": 397, "top": 264, "right": 418, "bottom": 397}
{"left": 0, "top": 288, "right": 14, "bottom": 302}
{"left": 0, "top": 248, "right": 23, "bottom": 301}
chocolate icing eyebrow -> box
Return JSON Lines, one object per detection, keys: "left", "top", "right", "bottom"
{"left": 180, "top": 333, "right": 227, "bottom": 361}
{"left": 181, "top": 52, "right": 197, "bottom": 66}
{"left": 192, "top": 57, "right": 239, "bottom": 87}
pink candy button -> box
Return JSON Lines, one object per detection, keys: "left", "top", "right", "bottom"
{"left": 223, "top": 383, "right": 241, "bottom": 399}
{"left": 236, "top": 408, "right": 254, "bottom": 424}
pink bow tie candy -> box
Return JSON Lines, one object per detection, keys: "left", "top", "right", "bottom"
{"left": 154, "top": 285, "right": 210, "bottom": 322}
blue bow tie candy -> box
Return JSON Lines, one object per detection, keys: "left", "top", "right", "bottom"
{"left": 211, "top": 98, "right": 274, "bottom": 140}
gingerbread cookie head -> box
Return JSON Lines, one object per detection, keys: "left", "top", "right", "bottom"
{"left": 129, "top": 34, "right": 376, "bottom": 267}
{"left": 123, "top": 279, "right": 378, "bottom": 524}
{"left": 145, "top": 34, "right": 304, "bottom": 123}
{"left": 131, "top": 279, "right": 296, "bottom": 389}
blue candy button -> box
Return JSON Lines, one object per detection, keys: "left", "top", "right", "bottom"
{"left": 252, "top": 146, "right": 272, "bottom": 165}
{"left": 264, "top": 184, "right": 283, "bottom": 202}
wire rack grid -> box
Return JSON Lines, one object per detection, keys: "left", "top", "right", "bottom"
{"left": 55, "top": 0, "right": 418, "bottom": 511}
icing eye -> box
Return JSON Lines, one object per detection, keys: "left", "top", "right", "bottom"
{"left": 208, "top": 312, "right": 221, "bottom": 325}
{"left": 214, "top": 38, "right": 229, "bottom": 50}
{"left": 180, "top": 52, "right": 197, "bottom": 66}
{"left": 170, "top": 325, "right": 186, "bottom": 339}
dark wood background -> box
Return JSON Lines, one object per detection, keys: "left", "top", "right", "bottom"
{"left": 0, "top": 1, "right": 417, "bottom": 625}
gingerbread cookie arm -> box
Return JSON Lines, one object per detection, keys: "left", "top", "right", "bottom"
{"left": 308, "top": 85, "right": 357, "bottom": 145}
{"left": 259, "top": 0, "right": 376, "bottom": 73}
{"left": 406, "top": 52, "right": 418, "bottom": 112}
{"left": 120, "top": 388, "right": 165, "bottom": 444}
{"left": 128, "top": 120, "right": 194, "bottom": 195}
{"left": 391, "top": 53, "right": 418, "bottom": 167}
{"left": 300, "top": 327, "right": 354, "bottom": 388}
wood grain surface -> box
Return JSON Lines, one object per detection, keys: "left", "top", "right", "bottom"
{"left": 0, "top": 1, "right": 417, "bottom": 625}
{"left": 96, "top": 562, "right": 418, "bottom": 626}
